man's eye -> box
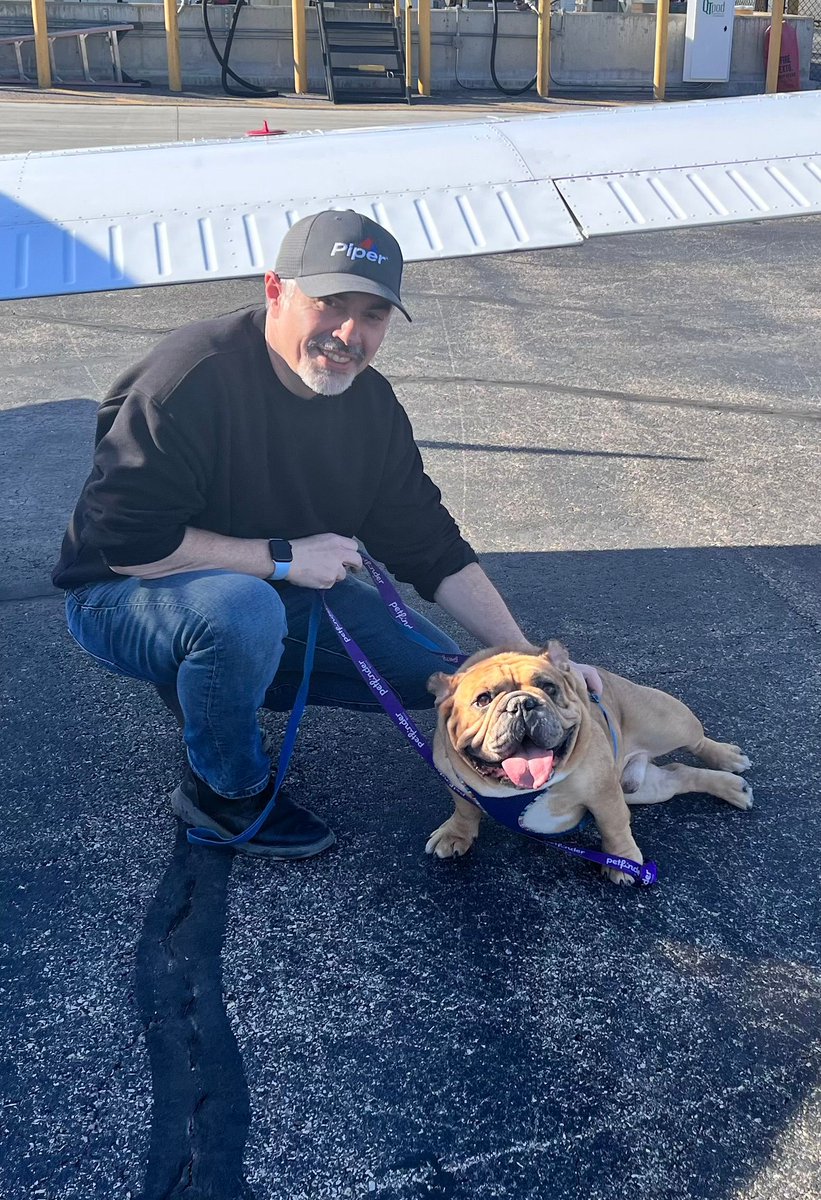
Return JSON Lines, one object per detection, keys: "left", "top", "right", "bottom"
{"left": 474, "top": 692, "right": 493, "bottom": 708}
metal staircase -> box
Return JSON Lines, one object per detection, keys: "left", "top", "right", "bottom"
{"left": 314, "top": 0, "right": 411, "bottom": 104}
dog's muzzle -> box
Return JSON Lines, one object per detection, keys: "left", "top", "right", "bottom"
{"left": 485, "top": 694, "right": 564, "bottom": 759}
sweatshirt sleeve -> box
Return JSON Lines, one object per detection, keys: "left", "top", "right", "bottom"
{"left": 358, "top": 398, "right": 478, "bottom": 602}
{"left": 81, "top": 385, "right": 211, "bottom": 568}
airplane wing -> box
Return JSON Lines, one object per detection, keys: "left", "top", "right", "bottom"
{"left": 1, "top": 90, "right": 819, "bottom": 301}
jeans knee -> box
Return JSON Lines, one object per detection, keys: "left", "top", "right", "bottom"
{"left": 185, "top": 576, "right": 287, "bottom": 666}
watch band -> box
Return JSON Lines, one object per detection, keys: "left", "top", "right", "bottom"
{"left": 268, "top": 538, "right": 293, "bottom": 582}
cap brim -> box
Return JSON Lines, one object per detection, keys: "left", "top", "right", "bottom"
{"left": 295, "top": 273, "right": 412, "bottom": 322}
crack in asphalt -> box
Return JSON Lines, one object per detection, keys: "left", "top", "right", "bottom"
{"left": 135, "top": 826, "right": 257, "bottom": 1200}
{"left": 392, "top": 374, "right": 821, "bottom": 423}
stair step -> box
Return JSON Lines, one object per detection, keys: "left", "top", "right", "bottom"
{"left": 323, "top": 17, "right": 394, "bottom": 26}
{"left": 328, "top": 42, "right": 401, "bottom": 54}
{"left": 334, "top": 85, "right": 406, "bottom": 93}
{"left": 326, "top": 34, "right": 400, "bottom": 43}
{"left": 330, "top": 64, "right": 402, "bottom": 75}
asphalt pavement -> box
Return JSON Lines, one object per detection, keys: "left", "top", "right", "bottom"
{"left": 1, "top": 94, "right": 820, "bottom": 1200}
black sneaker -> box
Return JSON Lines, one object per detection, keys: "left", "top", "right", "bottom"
{"left": 170, "top": 768, "right": 336, "bottom": 860}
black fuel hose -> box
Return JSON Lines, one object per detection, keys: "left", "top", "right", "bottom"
{"left": 202, "top": 0, "right": 280, "bottom": 98}
{"left": 490, "top": 0, "right": 537, "bottom": 94}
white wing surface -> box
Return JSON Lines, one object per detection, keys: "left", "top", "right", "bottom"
{"left": 1, "top": 91, "right": 819, "bottom": 300}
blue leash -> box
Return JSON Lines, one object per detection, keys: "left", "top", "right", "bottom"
{"left": 186, "top": 592, "right": 323, "bottom": 847}
{"left": 589, "top": 692, "right": 618, "bottom": 758}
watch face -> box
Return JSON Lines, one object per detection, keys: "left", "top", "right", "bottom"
{"left": 269, "top": 538, "right": 293, "bottom": 563}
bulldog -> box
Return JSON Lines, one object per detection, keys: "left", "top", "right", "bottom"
{"left": 426, "top": 641, "right": 752, "bottom": 884}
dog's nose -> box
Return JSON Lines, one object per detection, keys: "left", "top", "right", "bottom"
{"left": 505, "top": 693, "right": 537, "bottom": 714}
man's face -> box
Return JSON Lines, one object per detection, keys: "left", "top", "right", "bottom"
{"left": 264, "top": 273, "right": 393, "bottom": 397}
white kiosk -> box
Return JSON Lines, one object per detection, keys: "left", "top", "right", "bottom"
{"left": 683, "top": 0, "right": 736, "bottom": 81}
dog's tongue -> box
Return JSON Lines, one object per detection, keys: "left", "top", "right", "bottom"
{"left": 501, "top": 746, "right": 555, "bottom": 790}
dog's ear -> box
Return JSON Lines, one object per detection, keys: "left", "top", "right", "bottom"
{"left": 541, "top": 639, "right": 572, "bottom": 671}
{"left": 427, "top": 671, "right": 461, "bottom": 705}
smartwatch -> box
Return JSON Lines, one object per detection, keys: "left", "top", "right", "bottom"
{"left": 268, "top": 538, "right": 293, "bottom": 581}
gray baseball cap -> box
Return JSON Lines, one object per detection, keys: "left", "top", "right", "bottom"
{"left": 275, "top": 209, "right": 411, "bottom": 322}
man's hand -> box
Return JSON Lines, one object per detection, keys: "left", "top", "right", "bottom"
{"left": 288, "top": 533, "right": 362, "bottom": 589}
{"left": 518, "top": 642, "right": 602, "bottom": 695}
{"left": 570, "top": 660, "right": 603, "bottom": 696}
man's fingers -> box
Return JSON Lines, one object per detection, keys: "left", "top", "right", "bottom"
{"left": 286, "top": 533, "right": 363, "bottom": 590}
{"left": 571, "top": 661, "right": 603, "bottom": 695}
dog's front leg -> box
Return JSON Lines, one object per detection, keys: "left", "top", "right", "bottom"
{"left": 425, "top": 792, "right": 482, "bottom": 859}
{"left": 589, "top": 786, "right": 644, "bottom": 885}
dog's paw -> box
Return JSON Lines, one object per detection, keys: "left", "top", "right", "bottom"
{"left": 717, "top": 773, "right": 754, "bottom": 810}
{"left": 713, "top": 742, "right": 752, "bottom": 774}
{"left": 602, "top": 865, "right": 637, "bottom": 886}
{"left": 425, "top": 822, "right": 476, "bottom": 859}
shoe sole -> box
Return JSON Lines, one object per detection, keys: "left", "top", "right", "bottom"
{"left": 170, "top": 786, "right": 337, "bottom": 860}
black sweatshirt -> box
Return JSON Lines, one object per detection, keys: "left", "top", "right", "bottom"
{"left": 52, "top": 305, "right": 477, "bottom": 601}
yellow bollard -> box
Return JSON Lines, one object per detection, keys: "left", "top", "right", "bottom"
{"left": 417, "top": 0, "right": 431, "bottom": 96}
{"left": 537, "top": 0, "right": 550, "bottom": 99}
{"left": 765, "top": 0, "right": 785, "bottom": 93}
{"left": 293, "top": 0, "right": 308, "bottom": 95}
{"left": 653, "top": 0, "right": 669, "bottom": 100}
{"left": 163, "top": 0, "right": 182, "bottom": 93}
{"left": 30, "top": 0, "right": 51, "bottom": 89}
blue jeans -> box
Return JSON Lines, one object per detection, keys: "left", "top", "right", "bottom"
{"left": 65, "top": 571, "right": 461, "bottom": 799}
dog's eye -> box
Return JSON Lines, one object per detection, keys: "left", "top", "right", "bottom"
{"left": 474, "top": 691, "right": 493, "bottom": 708}
{"left": 536, "top": 679, "right": 559, "bottom": 700}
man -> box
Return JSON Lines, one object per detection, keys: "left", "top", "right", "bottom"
{"left": 54, "top": 209, "right": 598, "bottom": 860}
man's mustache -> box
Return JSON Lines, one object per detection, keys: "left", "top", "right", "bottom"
{"left": 308, "top": 337, "right": 364, "bottom": 364}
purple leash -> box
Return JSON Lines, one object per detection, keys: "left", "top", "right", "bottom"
{"left": 324, "top": 557, "right": 657, "bottom": 887}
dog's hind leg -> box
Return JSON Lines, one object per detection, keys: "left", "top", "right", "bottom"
{"left": 626, "top": 762, "right": 753, "bottom": 811}
{"left": 687, "top": 734, "right": 751, "bottom": 774}
{"left": 621, "top": 685, "right": 750, "bottom": 776}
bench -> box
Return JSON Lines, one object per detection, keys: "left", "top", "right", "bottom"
{"left": 0, "top": 23, "right": 135, "bottom": 85}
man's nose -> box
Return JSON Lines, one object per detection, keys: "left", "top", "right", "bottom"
{"left": 334, "top": 316, "right": 360, "bottom": 346}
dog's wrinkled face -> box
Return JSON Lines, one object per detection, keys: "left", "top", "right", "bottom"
{"left": 429, "top": 641, "right": 585, "bottom": 792}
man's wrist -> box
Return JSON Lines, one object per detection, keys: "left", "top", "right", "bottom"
{"left": 268, "top": 538, "right": 293, "bottom": 581}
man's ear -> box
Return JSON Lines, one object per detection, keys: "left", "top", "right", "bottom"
{"left": 427, "top": 671, "right": 461, "bottom": 705}
{"left": 540, "top": 639, "right": 571, "bottom": 671}
{"left": 264, "top": 270, "right": 287, "bottom": 313}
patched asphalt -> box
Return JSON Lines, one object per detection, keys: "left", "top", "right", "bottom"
{"left": 1, "top": 100, "right": 819, "bottom": 1200}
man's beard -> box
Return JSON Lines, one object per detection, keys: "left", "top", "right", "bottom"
{"left": 297, "top": 337, "right": 365, "bottom": 396}
{"left": 297, "top": 360, "right": 358, "bottom": 396}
